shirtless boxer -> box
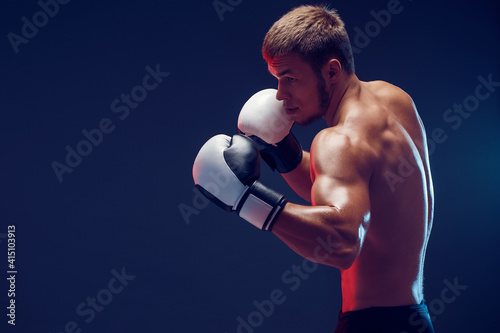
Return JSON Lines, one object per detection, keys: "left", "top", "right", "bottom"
{"left": 193, "top": 5, "right": 434, "bottom": 332}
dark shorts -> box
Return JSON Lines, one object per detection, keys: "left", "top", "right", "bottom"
{"left": 334, "top": 301, "right": 435, "bottom": 333}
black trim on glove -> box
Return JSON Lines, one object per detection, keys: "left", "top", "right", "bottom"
{"left": 249, "top": 132, "right": 303, "bottom": 173}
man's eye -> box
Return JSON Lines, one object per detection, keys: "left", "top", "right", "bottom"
{"left": 288, "top": 77, "right": 296, "bottom": 82}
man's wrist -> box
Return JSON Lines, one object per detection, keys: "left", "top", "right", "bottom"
{"left": 237, "top": 181, "right": 287, "bottom": 231}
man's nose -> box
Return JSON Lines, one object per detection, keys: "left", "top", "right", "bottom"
{"left": 276, "top": 83, "right": 289, "bottom": 101}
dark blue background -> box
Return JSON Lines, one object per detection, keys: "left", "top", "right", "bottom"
{"left": 1, "top": 0, "right": 499, "bottom": 332}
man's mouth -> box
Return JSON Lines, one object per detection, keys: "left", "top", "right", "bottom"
{"left": 285, "top": 107, "right": 298, "bottom": 115}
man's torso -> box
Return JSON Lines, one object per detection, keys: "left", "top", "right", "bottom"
{"left": 314, "top": 80, "right": 434, "bottom": 312}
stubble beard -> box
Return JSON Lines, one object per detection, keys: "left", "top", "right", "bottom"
{"left": 296, "top": 76, "right": 332, "bottom": 126}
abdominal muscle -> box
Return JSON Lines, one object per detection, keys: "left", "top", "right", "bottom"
{"left": 339, "top": 169, "right": 429, "bottom": 312}
{"left": 339, "top": 216, "right": 426, "bottom": 312}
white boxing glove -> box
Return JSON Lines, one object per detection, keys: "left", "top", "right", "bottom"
{"left": 238, "top": 89, "right": 293, "bottom": 144}
{"left": 193, "top": 134, "right": 287, "bottom": 231}
{"left": 238, "top": 89, "right": 303, "bottom": 173}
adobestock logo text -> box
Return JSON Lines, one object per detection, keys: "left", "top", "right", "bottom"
{"left": 7, "top": 0, "right": 72, "bottom": 54}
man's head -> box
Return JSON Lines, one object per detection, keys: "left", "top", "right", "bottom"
{"left": 263, "top": 5, "right": 354, "bottom": 75}
{"left": 263, "top": 5, "right": 355, "bottom": 125}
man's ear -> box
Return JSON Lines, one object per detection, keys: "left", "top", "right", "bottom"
{"left": 326, "top": 59, "right": 342, "bottom": 84}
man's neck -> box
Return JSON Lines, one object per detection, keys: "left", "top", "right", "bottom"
{"left": 324, "top": 72, "right": 361, "bottom": 127}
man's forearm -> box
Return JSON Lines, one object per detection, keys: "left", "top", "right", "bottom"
{"left": 272, "top": 202, "right": 360, "bottom": 270}
{"left": 281, "top": 151, "right": 313, "bottom": 202}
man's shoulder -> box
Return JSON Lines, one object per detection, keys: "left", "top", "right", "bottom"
{"left": 311, "top": 126, "right": 376, "bottom": 176}
{"left": 364, "top": 80, "right": 414, "bottom": 107}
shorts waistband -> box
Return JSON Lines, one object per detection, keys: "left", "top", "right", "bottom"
{"left": 338, "top": 301, "right": 429, "bottom": 320}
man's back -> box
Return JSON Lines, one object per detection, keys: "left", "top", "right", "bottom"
{"left": 331, "top": 80, "right": 434, "bottom": 312}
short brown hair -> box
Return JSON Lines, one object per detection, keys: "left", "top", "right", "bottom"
{"left": 262, "top": 5, "right": 355, "bottom": 74}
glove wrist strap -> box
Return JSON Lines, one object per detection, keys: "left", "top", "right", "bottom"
{"left": 237, "top": 181, "right": 287, "bottom": 231}
{"left": 257, "top": 132, "right": 303, "bottom": 173}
